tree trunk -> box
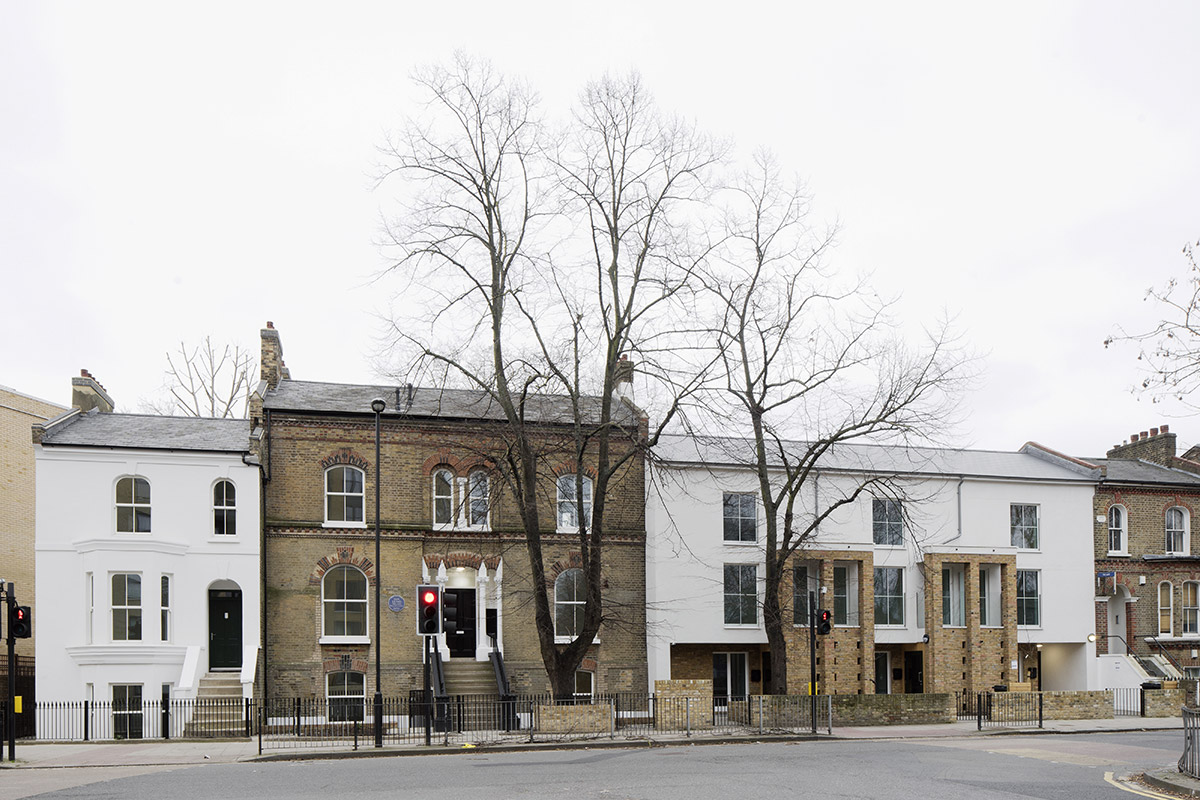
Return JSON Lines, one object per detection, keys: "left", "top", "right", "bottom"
{"left": 763, "top": 556, "right": 788, "bottom": 695}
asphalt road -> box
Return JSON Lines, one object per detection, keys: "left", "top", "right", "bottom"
{"left": 14, "top": 731, "right": 1186, "bottom": 800}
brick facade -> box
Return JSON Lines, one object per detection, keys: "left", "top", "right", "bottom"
{"left": 1, "top": 385, "right": 66, "bottom": 659}
{"left": 259, "top": 332, "right": 648, "bottom": 700}
{"left": 1091, "top": 426, "right": 1200, "bottom": 677}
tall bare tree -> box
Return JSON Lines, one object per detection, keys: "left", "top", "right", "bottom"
{"left": 706, "top": 152, "right": 967, "bottom": 694}
{"left": 377, "top": 57, "right": 720, "bottom": 696}
{"left": 140, "top": 337, "right": 255, "bottom": 418}
{"left": 1105, "top": 238, "right": 1200, "bottom": 410}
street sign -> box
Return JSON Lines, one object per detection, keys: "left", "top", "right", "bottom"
{"left": 388, "top": 595, "right": 405, "bottom": 612}
{"left": 1097, "top": 571, "right": 1115, "bottom": 578}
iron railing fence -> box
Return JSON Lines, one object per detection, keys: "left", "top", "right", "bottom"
{"left": 978, "top": 691, "right": 1042, "bottom": 730}
{"left": 16, "top": 698, "right": 255, "bottom": 742}
{"left": 258, "top": 693, "right": 834, "bottom": 753}
{"left": 1182, "top": 707, "right": 1200, "bottom": 778}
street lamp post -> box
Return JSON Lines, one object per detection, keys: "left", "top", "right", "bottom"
{"left": 371, "top": 397, "right": 386, "bottom": 748}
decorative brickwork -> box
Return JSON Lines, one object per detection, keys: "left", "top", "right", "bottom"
{"left": 535, "top": 702, "right": 612, "bottom": 733}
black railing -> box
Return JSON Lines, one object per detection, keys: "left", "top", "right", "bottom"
{"left": 26, "top": 698, "right": 254, "bottom": 741}
{"left": 1183, "top": 707, "right": 1200, "bottom": 778}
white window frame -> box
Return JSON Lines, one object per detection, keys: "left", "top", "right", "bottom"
{"left": 85, "top": 572, "right": 94, "bottom": 645}
{"left": 874, "top": 566, "right": 905, "bottom": 627}
{"left": 1160, "top": 580, "right": 1174, "bottom": 636}
{"left": 327, "top": 671, "right": 366, "bottom": 722}
{"left": 467, "top": 470, "right": 490, "bottom": 529}
{"left": 112, "top": 683, "right": 144, "bottom": 740}
{"left": 160, "top": 574, "right": 171, "bottom": 643}
{"left": 115, "top": 476, "right": 151, "bottom": 533}
{"left": 833, "top": 562, "right": 860, "bottom": 627}
{"left": 1107, "top": 505, "right": 1126, "bottom": 555}
{"left": 792, "top": 562, "right": 817, "bottom": 626}
{"left": 723, "top": 564, "right": 758, "bottom": 627}
{"left": 979, "top": 564, "right": 1002, "bottom": 628}
{"left": 554, "top": 568, "right": 586, "bottom": 642}
{"left": 1017, "top": 569, "right": 1041, "bottom": 628}
{"left": 1011, "top": 504, "right": 1039, "bottom": 550}
{"left": 324, "top": 465, "right": 365, "bottom": 527}
{"left": 321, "top": 565, "right": 369, "bottom": 644}
{"left": 432, "top": 469, "right": 454, "bottom": 528}
{"left": 213, "top": 479, "right": 237, "bottom": 536}
{"left": 941, "top": 564, "right": 965, "bottom": 628}
{"left": 111, "top": 572, "right": 142, "bottom": 642}
{"left": 574, "top": 670, "right": 594, "bottom": 699}
{"left": 723, "top": 492, "right": 758, "bottom": 544}
{"left": 1185, "top": 581, "right": 1200, "bottom": 637}
{"left": 713, "top": 652, "right": 749, "bottom": 706}
{"left": 556, "top": 474, "right": 593, "bottom": 533}
{"left": 872, "top": 497, "right": 903, "bottom": 547}
{"left": 1167, "top": 507, "right": 1189, "bottom": 555}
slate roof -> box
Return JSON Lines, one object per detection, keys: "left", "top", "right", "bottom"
{"left": 262, "top": 379, "right": 640, "bottom": 426}
{"left": 39, "top": 409, "right": 251, "bottom": 453}
{"left": 1089, "top": 457, "right": 1200, "bottom": 487}
{"left": 655, "top": 433, "right": 1096, "bottom": 482}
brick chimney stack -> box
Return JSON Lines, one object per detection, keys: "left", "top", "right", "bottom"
{"left": 260, "top": 321, "right": 290, "bottom": 391}
{"left": 614, "top": 354, "right": 635, "bottom": 402}
{"left": 71, "top": 369, "right": 114, "bottom": 413}
{"left": 1106, "top": 423, "right": 1177, "bottom": 466}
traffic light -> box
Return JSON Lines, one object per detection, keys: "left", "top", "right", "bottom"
{"left": 442, "top": 589, "right": 458, "bottom": 636}
{"left": 815, "top": 608, "right": 832, "bottom": 635}
{"left": 416, "top": 585, "right": 441, "bottom": 635}
{"left": 10, "top": 605, "right": 31, "bottom": 638}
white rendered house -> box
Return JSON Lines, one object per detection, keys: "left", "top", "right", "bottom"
{"left": 646, "top": 434, "right": 1100, "bottom": 697}
{"left": 34, "top": 409, "right": 262, "bottom": 719}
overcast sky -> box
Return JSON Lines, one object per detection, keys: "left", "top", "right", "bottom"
{"left": 4, "top": 1, "right": 1199, "bottom": 457}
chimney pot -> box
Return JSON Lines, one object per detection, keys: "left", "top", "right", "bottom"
{"left": 1151, "top": 427, "right": 1160, "bottom": 437}
{"left": 1163, "top": 424, "right": 1170, "bottom": 434}
{"left": 267, "top": 320, "right": 274, "bottom": 329}
{"left": 1141, "top": 430, "right": 1150, "bottom": 440}
{"left": 1131, "top": 433, "right": 1139, "bottom": 443}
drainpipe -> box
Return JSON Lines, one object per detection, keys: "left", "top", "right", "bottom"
{"left": 946, "top": 476, "right": 965, "bottom": 542}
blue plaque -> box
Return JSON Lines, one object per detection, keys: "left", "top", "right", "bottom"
{"left": 388, "top": 594, "right": 405, "bottom": 612}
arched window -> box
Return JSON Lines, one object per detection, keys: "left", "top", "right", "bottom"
{"left": 468, "top": 470, "right": 489, "bottom": 528}
{"left": 213, "top": 480, "right": 236, "bottom": 536}
{"left": 1167, "top": 507, "right": 1188, "bottom": 555}
{"left": 555, "top": 568, "right": 586, "bottom": 638}
{"left": 325, "top": 466, "right": 364, "bottom": 524}
{"left": 1159, "top": 581, "right": 1174, "bottom": 636}
{"left": 1108, "top": 505, "right": 1126, "bottom": 554}
{"left": 1186, "top": 582, "right": 1200, "bottom": 636}
{"left": 327, "top": 671, "right": 365, "bottom": 721}
{"left": 116, "top": 477, "right": 151, "bottom": 533}
{"left": 556, "top": 475, "right": 592, "bottom": 532}
{"left": 323, "top": 565, "right": 368, "bottom": 639}
{"left": 432, "top": 469, "right": 454, "bottom": 527}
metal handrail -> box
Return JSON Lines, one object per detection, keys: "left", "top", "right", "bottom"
{"left": 1142, "top": 636, "right": 1187, "bottom": 678}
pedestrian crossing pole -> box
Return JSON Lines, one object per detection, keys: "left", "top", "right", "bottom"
{"left": 4, "top": 581, "right": 15, "bottom": 762}
{"left": 809, "top": 590, "right": 817, "bottom": 735}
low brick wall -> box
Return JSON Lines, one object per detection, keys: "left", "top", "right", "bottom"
{"left": 535, "top": 703, "right": 612, "bottom": 734}
{"left": 1144, "top": 688, "right": 1186, "bottom": 718}
{"left": 1040, "top": 691, "right": 1114, "bottom": 720}
{"left": 654, "top": 679, "right": 713, "bottom": 729}
{"left": 831, "top": 693, "right": 955, "bottom": 725}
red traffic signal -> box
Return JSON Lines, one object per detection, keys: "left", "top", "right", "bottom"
{"left": 416, "top": 584, "right": 441, "bottom": 635}
{"left": 11, "top": 605, "right": 31, "bottom": 638}
{"left": 816, "top": 608, "right": 832, "bottom": 635}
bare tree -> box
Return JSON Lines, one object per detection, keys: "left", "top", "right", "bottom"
{"left": 1105, "top": 238, "right": 1200, "bottom": 410}
{"left": 706, "top": 152, "right": 968, "bottom": 694}
{"left": 376, "top": 57, "right": 720, "bottom": 697}
{"left": 140, "top": 337, "right": 255, "bottom": 418}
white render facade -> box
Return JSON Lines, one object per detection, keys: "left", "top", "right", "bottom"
{"left": 33, "top": 410, "right": 262, "bottom": 712}
{"left": 646, "top": 435, "right": 1101, "bottom": 696}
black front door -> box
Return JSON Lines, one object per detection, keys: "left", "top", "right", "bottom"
{"left": 209, "top": 590, "right": 242, "bottom": 669}
{"left": 445, "top": 588, "right": 476, "bottom": 658}
{"left": 904, "top": 650, "right": 924, "bottom": 694}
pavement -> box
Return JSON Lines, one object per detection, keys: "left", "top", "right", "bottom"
{"left": 0, "top": 717, "right": 1194, "bottom": 796}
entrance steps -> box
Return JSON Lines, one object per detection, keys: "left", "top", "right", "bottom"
{"left": 184, "top": 673, "right": 248, "bottom": 738}
{"left": 442, "top": 660, "right": 499, "bottom": 697}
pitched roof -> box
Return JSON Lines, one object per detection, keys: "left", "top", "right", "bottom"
{"left": 39, "top": 409, "right": 251, "bottom": 453}
{"left": 1090, "top": 457, "right": 1200, "bottom": 487}
{"left": 654, "top": 433, "right": 1095, "bottom": 482}
{"left": 262, "top": 379, "right": 640, "bottom": 426}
